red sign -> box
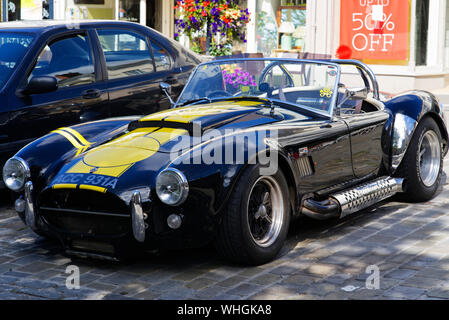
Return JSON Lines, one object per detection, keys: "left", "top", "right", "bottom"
{"left": 339, "top": 0, "right": 410, "bottom": 61}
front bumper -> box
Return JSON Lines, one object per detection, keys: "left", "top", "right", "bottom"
{"left": 21, "top": 183, "right": 216, "bottom": 259}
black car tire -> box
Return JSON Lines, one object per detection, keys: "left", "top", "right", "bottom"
{"left": 214, "top": 164, "right": 290, "bottom": 265}
{"left": 397, "top": 117, "right": 443, "bottom": 202}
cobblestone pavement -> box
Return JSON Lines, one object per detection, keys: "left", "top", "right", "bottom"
{"left": 0, "top": 123, "right": 449, "bottom": 300}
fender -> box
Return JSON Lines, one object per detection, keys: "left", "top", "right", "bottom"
{"left": 383, "top": 91, "right": 448, "bottom": 174}
{"left": 168, "top": 127, "right": 299, "bottom": 218}
{"left": 13, "top": 117, "right": 139, "bottom": 191}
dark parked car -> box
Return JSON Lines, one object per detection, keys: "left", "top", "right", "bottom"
{"left": 3, "top": 58, "right": 447, "bottom": 265}
{"left": 0, "top": 20, "right": 200, "bottom": 178}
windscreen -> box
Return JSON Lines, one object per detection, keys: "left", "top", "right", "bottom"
{"left": 178, "top": 59, "right": 340, "bottom": 114}
{"left": 0, "top": 32, "right": 34, "bottom": 88}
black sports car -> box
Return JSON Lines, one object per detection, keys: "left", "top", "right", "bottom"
{"left": 3, "top": 58, "right": 447, "bottom": 265}
{"left": 0, "top": 20, "right": 200, "bottom": 174}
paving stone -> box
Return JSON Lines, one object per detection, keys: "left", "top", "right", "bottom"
{"left": 149, "top": 279, "right": 185, "bottom": 293}
{"left": 194, "top": 285, "right": 228, "bottom": 300}
{"left": 269, "top": 265, "right": 298, "bottom": 275}
{"left": 250, "top": 273, "right": 282, "bottom": 286}
{"left": 17, "top": 262, "right": 57, "bottom": 273}
{"left": 425, "top": 288, "right": 449, "bottom": 299}
{"left": 324, "top": 274, "right": 354, "bottom": 285}
{"left": 385, "top": 268, "right": 418, "bottom": 280}
{"left": 303, "top": 282, "right": 340, "bottom": 297}
{"left": 216, "top": 276, "right": 248, "bottom": 288}
{"left": 3, "top": 271, "right": 31, "bottom": 278}
{"left": 185, "top": 277, "right": 216, "bottom": 290}
{"left": 281, "top": 274, "right": 321, "bottom": 287}
{"left": 238, "top": 267, "right": 266, "bottom": 277}
{"left": 226, "top": 283, "right": 263, "bottom": 297}
{"left": 112, "top": 282, "right": 149, "bottom": 296}
{"left": 415, "top": 267, "right": 449, "bottom": 279}
{"left": 86, "top": 281, "right": 118, "bottom": 292}
{"left": 133, "top": 289, "right": 161, "bottom": 300}
{"left": 100, "top": 272, "right": 141, "bottom": 285}
{"left": 383, "top": 286, "right": 427, "bottom": 300}
{"left": 401, "top": 276, "right": 442, "bottom": 290}
{"left": 248, "top": 284, "right": 309, "bottom": 300}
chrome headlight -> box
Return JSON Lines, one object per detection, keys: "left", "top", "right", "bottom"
{"left": 156, "top": 168, "right": 189, "bottom": 206}
{"left": 2, "top": 157, "right": 30, "bottom": 192}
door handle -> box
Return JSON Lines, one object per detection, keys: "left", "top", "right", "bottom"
{"left": 82, "top": 89, "right": 101, "bottom": 100}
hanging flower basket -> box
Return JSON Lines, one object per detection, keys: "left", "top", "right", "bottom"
{"left": 174, "top": 0, "right": 251, "bottom": 56}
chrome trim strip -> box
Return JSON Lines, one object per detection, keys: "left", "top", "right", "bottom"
{"left": 131, "top": 191, "right": 146, "bottom": 243}
{"left": 24, "top": 181, "right": 38, "bottom": 231}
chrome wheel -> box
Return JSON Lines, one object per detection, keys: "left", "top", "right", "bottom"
{"left": 247, "top": 176, "right": 284, "bottom": 248}
{"left": 418, "top": 130, "right": 441, "bottom": 187}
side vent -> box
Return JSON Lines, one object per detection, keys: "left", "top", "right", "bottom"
{"left": 295, "top": 156, "right": 314, "bottom": 178}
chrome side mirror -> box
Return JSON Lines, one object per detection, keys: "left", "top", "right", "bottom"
{"left": 159, "top": 82, "right": 175, "bottom": 107}
{"left": 336, "top": 87, "right": 369, "bottom": 116}
{"left": 346, "top": 87, "right": 369, "bottom": 100}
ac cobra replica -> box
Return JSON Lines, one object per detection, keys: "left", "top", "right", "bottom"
{"left": 3, "top": 58, "right": 448, "bottom": 265}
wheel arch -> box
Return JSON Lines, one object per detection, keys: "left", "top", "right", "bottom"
{"left": 383, "top": 91, "right": 448, "bottom": 174}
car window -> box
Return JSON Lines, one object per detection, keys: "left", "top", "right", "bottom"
{"left": 29, "top": 34, "right": 95, "bottom": 88}
{"left": 97, "top": 29, "right": 154, "bottom": 79}
{"left": 0, "top": 32, "right": 34, "bottom": 88}
{"left": 151, "top": 42, "right": 171, "bottom": 71}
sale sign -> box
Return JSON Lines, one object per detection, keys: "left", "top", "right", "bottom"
{"left": 339, "top": 0, "right": 410, "bottom": 61}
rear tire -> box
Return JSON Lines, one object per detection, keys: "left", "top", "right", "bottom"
{"left": 396, "top": 117, "right": 443, "bottom": 202}
{"left": 214, "top": 165, "right": 290, "bottom": 265}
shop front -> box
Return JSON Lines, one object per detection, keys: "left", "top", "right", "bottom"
{"left": 1, "top": 0, "right": 174, "bottom": 38}
{"left": 2, "top": 0, "right": 52, "bottom": 20}
{"left": 245, "top": 0, "right": 449, "bottom": 92}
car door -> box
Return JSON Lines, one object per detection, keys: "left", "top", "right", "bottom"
{"left": 281, "top": 118, "right": 354, "bottom": 196}
{"left": 337, "top": 66, "right": 389, "bottom": 178}
{"left": 6, "top": 30, "right": 108, "bottom": 150}
{"left": 339, "top": 108, "right": 390, "bottom": 178}
{"left": 95, "top": 28, "right": 173, "bottom": 117}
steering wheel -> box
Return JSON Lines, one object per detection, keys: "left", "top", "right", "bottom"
{"left": 207, "top": 90, "right": 232, "bottom": 99}
{"left": 259, "top": 61, "right": 295, "bottom": 88}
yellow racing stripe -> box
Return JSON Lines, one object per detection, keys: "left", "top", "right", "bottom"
{"left": 52, "top": 128, "right": 92, "bottom": 156}
{"left": 52, "top": 184, "right": 78, "bottom": 190}
{"left": 62, "top": 128, "right": 92, "bottom": 147}
{"left": 52, "top": 130, "right": 84, "bottom": 149}
{"left": 79, "top": 185, "right": 107, "bottom": 193}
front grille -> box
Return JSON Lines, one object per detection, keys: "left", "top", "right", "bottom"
{"left": 39, "top": 189, "right": 131, "bottom": 236}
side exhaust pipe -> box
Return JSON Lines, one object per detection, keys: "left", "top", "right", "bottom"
{"left": 302, "top": 177, "right": 404, "bottom": 220}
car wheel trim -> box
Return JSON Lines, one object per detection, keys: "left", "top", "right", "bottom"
{"left": 246, "top": 176, "right": 284, "bottom": 248}
{"left": 418, "top": 130, "right": 441, "bottom": 187}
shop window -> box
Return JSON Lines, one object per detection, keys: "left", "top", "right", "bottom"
{"left": 445, "top": 1, "right": 449, "bottom": 68}
{"left": 118, "top": 0, "right": 140, "bottom": 23}
{"left": 151, "top": 42, "right": 171, "bottom": 72}
{"left": 415, "top": 0, "right": 430, "bottom": 66}
{"left": 255, "top": 1, "right": 278, "bottom": 57}
{"left": 7, "top": 0, "right": 50, "bottom": 20}
{"left": 29, "top": 34, "right": 95, "bottom": 88}
{"left": 97, "top": 29, "right": 154, "bottom": 80}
